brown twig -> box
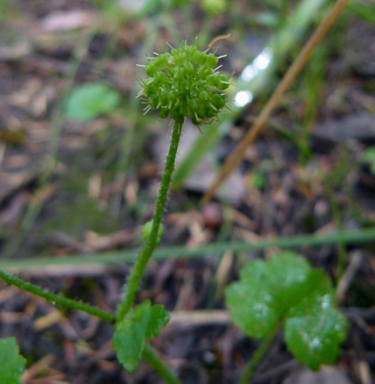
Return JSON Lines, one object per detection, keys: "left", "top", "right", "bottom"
{"left": 202, "top": 0, "right": 351, "bottom": 204}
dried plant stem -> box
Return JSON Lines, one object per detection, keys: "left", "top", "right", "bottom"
{"left": 0, "top": 269, "right": 115, "bottom": 323}
{"left": 202, "top": 0, "right": 351, "bottom": 204}
{"left": 116, "top": 118, "right": 184, "bottom": 322}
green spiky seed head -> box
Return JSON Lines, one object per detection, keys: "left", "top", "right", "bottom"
{"left": 140, "top": 41, "right": 231, "bottom": 126}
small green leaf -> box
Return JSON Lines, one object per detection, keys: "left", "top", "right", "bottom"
{"left": 225, "top": 252, "right": 348, "bottom": 370}
{"left": 113, "top": 301, "right": 151, "bottom": 372}
{"left": 285, "top": 308, "right": 348, "bottom": 370}
{"left": 266, "top": 252, "right": 311, "bottom": 315}
{"left": 284, "top": 270, "right": 348, "bottom": 370}
{"left": 113, "top": 300, "right": 170, "bottom": 372}
{"left": 64, "top": 82, "right": 121, "bottom": 121}
{"left": 363, "top": 147, "right": 375, "bottom": 164}
{"left": 145, "top": 304, "right": 170, "bottom": 340}
{"left": 363, "top": 147, "right": 375, "bottom": 176}
{"left": 225, "top": 261, "right": 279, "bottom": 338}
{"left": 286, "top": 269, "right": 335, "bottom": 318}
{"left": 225, "top": 253, "right": 312, "bottom": 338}
{"left": 0, "top": 338, "right": 26, "bottom": 384}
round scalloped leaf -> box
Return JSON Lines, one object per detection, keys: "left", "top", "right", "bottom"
{"left": 284, "top": 307, "right": 348, "bottom": 370}
{"left": 64, "top": 82, "right": 121, "bottom": 121}
{"left": 286, "top": 270, "right": 335, "bottom": 318}
{"left": 284, "top": 270, "right": 348, "bottom": 370}
{"left": 0, "top": 338, "right": 26, "bottom": 384}
{"left": 225, "top": 261, "right": 279, "bottom": 338}
{"left": 266, "top": 252, "right": 312, "bottom": 315}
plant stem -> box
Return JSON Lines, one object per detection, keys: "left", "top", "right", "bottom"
{"left": 142, "top": 344, "right": 181, "bottom": 384}
{"left": 238, "top": 325, "right": 279, "bottom": 384}
{"left": 3, "top": 227, "right": 375, "bottom": 271}
{"left": 0, "top": 269, "right": 115, "bottom": 323}
{"left": 326, "top": 183, "right": 346, "bottom": 281}
{"left": 116, "top": 118, "right": 184, "bottom": 322}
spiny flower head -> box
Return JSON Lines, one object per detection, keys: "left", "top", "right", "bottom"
{"left": 140, "top": 40, "right": 231, "bottom": 126}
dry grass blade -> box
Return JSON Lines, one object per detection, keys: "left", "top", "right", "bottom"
{"left": 202, "top": 0, "right": 351, "bottom": 205}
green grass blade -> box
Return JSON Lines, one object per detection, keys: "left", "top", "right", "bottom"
{"left": 1, "top": 228, "right": 375, "bottom": 271}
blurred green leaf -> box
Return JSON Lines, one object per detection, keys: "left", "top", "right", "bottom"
{"left": 362, "top": 147, "right": 375, "bottom": 175}
{"left": 253, "top": 11, "right": 280, "bottom": 27}
{"left": 145, "top": 304, "right": 170, "bottom": 340}
{"left": 0, "top": 338, "right": 26, "bottom": 384}
{"left": 363, "top": 147, "right": 375, "bottom": 161}
{"left": 113, "top": 301, "right": 150, "bottom": 372}
{"left": 348, "top": 2, "right": 375, "bottom": 26}
{"left": 251, "top": 170, "right": 266, "bottom": 190}
{"left": 202, "top": 0, "right": 226, "bottom": 15}
{"left": 225, "top": 252, "right": 348, "bottom": 370}
{"left": 284, "top": 308, "right": 348, "bottom": 370}
{"left": 225, "top": 260, "right": 279, "bottom": 338}
{"left": 113, "top": 300, "right": 169, "bottom": 372}
{"left": 64, "top": 82, "right": 121, "bottom": 122}
{"left": 266, "top": 252, "right": 312, "bottom": 315}
{"left": 284, "top": 272, "right": 348, "bottom": 370}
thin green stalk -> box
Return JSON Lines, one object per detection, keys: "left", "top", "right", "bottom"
{"left": 142, "top": 344, "right": 181, "bottom": 384}
{"left": 0, "top": 269, "right": 115, "bottom": 323}
{"left": 116, "top": 118, "right": 184, "bottom": 322}
{"left": 2, "top": 227, "right": 375, "bottom": 271}
{"left": 238, "top": 325, "right": 279, "bottom": 384}
{"left": 326, "top": 184, "right": 346, "bottom": 281}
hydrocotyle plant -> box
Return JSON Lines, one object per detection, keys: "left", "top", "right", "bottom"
{"left": 0, "top": 36, "right": 350, "bottom": 384}
{"left": 114, "top": 37, "right": 232, "bottom": 372}
{"left": 0, "top": 37, "right": 232, "bottom": 383}
{"left": 225, "top": 251, "right": 348, "bottom": 383}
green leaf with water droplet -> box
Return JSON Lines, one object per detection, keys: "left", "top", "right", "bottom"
{"left": 225, "top": 252, "right": 348, "bottom": 370}
{"left": 0, "top": 338, "right": 26, "bottom": 384}
{"left": 284, "top": 271, "right": 348, "bottom": 370}
{"left": 285, "top": 308, "right": 348, "bottom": 370}
{"left": 286, "top": 269, "right": 335, "bottom": 318}
{"left": 64, "top": 82, "right": 121, "bottom": 121}
{"left": 225, "top": 260, "right": 279, "bottom": 338}
{"left": 113, "top": 300, "right": 170, "bottom": 372}
{"left": 225, "top": 253, "right": 313, "bottom": 338}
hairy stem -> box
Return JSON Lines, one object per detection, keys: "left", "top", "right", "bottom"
{"left": 0, "top": 269, "right": 115, "bottom": 323}
{"left": 116, "top": 118, "right": 184, "bottom": 322}
{"left": 143, "top": 344, "right": 181, "bottom": 384}
{"left": 238, "top": 325, "right": 279, "bottom": 384}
